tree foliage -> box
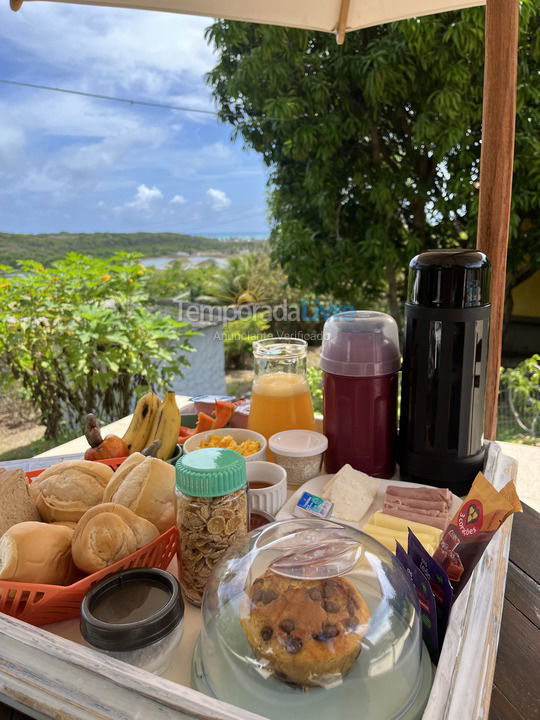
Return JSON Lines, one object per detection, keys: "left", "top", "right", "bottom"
{"left": 500, "top": 354, "right": 540, "bottom": 439}
{"left": 0, "top": 254, "right": 194, "bottom": 439}
{"left": 206, "top": 3, "right": 540, "bottom": 320}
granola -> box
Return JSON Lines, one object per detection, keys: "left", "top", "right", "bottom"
{"left": 177, "top": 488, "right": 248, "bottom": 605}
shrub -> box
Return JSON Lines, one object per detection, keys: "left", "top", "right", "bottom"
{"left": 499, "top": 354, "right": 540, "bottom": 441}
{"left": 307, "top": 365, "right": 323, "bottom": 414}
{"left": 0, "top": 253, "right": 195, "bottom": 440}
{"left": 223, "top": 313, "right": 270, "bottom": 369}
{"left": 143, "top": 259, "right": 218, "bottom": 301}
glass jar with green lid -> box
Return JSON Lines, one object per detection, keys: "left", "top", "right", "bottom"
{"left": 176, "top": 448, "right": 248, "bottom": 606}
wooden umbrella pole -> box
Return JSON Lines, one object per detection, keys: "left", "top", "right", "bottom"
{"left": 476, "top": 0, "right": 519, "bottom": 440}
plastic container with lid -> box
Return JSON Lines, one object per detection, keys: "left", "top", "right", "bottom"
{"left": 320, "top": 311, "right": 401, "bottom": 477}
{"left": 80, "top": 568, "right": 184, "bottom": 676}
{"left": 192, "top": 518, "right": 432, "bottom": 720}
{"left": 268, "top": 429, "right": 328, "bottom": 487}
{"left": 176, "top": 448, "right": 249, "bottom": 606}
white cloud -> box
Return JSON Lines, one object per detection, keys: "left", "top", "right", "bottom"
{"left": 171, "top": 194, "right": 187, "bottom": 205}
{"left": 127, "top": 184, "right": 163, "bottom": 209}
{"left": 0, "top": 5, "right": 215, "bottom": 98}
{"left": 206, "top": 187, "right": 231, "bottom": 211}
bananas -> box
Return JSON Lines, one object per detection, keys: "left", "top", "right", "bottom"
{"left": 149, "top": 391, "right": 181, "bottom": 461}
{"left": 122, "top": 390, "right": 181, "bottom": 460}
{"left": 122, "top": 391, "right": 161, "bottom": 455}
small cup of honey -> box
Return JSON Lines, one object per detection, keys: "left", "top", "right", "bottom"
{"left": 246, "top": 461, "right": 287, "bottom": 517}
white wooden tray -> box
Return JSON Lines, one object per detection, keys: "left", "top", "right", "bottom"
{"left": 0, "top": 442, "right": 517, "bottom": 720}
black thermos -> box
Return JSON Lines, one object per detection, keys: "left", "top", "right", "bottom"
{"left": 399, "top": 249, "right": 491, "bottom": 495}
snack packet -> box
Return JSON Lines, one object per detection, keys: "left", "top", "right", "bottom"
{"left": 408, "top": 530, "right": 452, "bottom": 640}
{"left": 396, "top": 542, "right": 439, "bottom": 661}
{"left": 433, "top": 472, "right": 522, "bottom": 597}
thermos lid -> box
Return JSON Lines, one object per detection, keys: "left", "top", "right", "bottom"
{"left": 320, "top": 311, "right": 401, "bottom": 377}
{"left": 407, "top": 249, "right": 491, "bottom": 308}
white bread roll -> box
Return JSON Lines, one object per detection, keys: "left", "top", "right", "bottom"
{"left": 30, "top": 460, "right": 113, "bottom": 522}
{"left": 0, "top": 521, "right": 74, "bottom": 584}
{"left": 72, "top": 503, "right": 159, "bottom": 574}
{"left": 103, "top": 456, "right": 176, "bottom": 533}
{"left": 52, "top": 521, "right": 78, "bottom": 530}
{"left": 0, "top": 469, "right": 40, "bottom": 536}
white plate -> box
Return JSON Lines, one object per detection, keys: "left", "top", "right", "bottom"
{"left": 276, "top": 475, "right": 461, "bottom": 531}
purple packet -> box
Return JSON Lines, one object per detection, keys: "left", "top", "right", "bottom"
{"left": 396, "top": 542, "right": 439, "bottom": 662}
{"left": 408, "top": 530, "right": 453, "bottom": 640}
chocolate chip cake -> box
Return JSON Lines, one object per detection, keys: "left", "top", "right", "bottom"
{"left": 240, "top": 570, "right": 370, "bottom": 687}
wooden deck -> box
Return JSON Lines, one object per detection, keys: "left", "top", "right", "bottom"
{"left": 489, "top": 503, "right": 540, "bottom": 720}
{"left": 1, "top": 502, "right": 538, "bottom": 720}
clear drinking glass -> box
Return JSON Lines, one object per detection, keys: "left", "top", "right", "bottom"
{"left": 247, "top": 338, "right": 316, "bottom": 443}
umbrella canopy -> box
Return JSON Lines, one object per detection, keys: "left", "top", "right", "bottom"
{"left": 10, "top": 0, "right": 485, "bottom": 42}
{"left": 8, "top": 0, "right": 519, "bottom": 438}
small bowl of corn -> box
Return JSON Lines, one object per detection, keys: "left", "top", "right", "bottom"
{"left": 183, "top": 427, "right": 267, "bottom": 462}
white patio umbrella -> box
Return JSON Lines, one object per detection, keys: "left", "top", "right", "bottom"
{"left": 9, "top": 0, "right": 519, "bottom": 438}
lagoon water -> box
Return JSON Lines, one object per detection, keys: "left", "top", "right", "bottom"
{"left": 141, "top": 255, "right": 229, "bottom": 269}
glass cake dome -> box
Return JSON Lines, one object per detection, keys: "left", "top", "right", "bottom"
{"left": 192, "top": 518, "right": 432, "bottom": 720}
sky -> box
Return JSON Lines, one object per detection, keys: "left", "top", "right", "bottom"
{"left": 0, "top": 2, "right": 270, "bottom": 235}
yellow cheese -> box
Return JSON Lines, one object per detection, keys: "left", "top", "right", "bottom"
{"left": 362, "top": 523, "right": 435, "bottom": 547}
{"left": 369, "top": 511, "right": 442, "bottom": 541}
{"left": 364, "top": 529, "right": 436, "bottom": 556}
{"left": 365, "top": 533, "right": 396, "bottom": 553}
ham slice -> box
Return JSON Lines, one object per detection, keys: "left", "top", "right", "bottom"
{"left": 383, "top": 497, "right": 448, "bottom": 513}
{"left": 382, "top": 506, "right": 449, "bottom": 531}
{"left": 386, "top": 485, "right": 452, "bottom": 506}
{"left": 382, "top": 484, "right": 453, "bottom": 530}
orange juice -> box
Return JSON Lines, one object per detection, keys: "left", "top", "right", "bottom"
{"left": 248, "top": 372, "right": 316, "bottom": 442}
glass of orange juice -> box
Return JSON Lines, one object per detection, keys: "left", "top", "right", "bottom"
{"left": 247, "top": 338, "right": 316, "bottom": 449}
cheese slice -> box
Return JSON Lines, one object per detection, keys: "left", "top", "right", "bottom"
{"left": 322, "top": 464, "right": 380, "bottom": 523}
{"left": 369, "top": 511, "right": 442, "bottom": 543}
{"left": 363, "top": 528, "right": 436, "bottom": 556}
{"left": 362, "top": 523, "right": 435, "bottom": 547}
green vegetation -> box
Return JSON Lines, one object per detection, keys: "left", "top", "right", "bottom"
{"left": 499, "top": 355, "right": 540, "bottom": 444}
{"left": 0, "top": 253, "right": 194, "bottom": 440}
{"left": 143, "top": 250, "right": 285, "bottom": 305}
{"left": 144, "top": 259, "right": 219, "bottom": 301}
{"left": 207, "top": 2, "right": 540, "bottom": 324}
{"left": 0, "top": 231, "right": 263, "bottom": 266}
{"left": 223, "top": 312, "right": 270, "bottom": 368}
{"left": 306, "top": 366, "right": 323, "bottom": 415}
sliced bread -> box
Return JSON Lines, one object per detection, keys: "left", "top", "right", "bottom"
{"left": 0, "top": 469, "right": 41, "bottom": 536}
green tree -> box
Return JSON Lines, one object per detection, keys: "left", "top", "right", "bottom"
{"left": 206, "top": 3, "right": 540, "bottom": 325}
{"left": 0, "top": 254, "right": 194, "bottom": 439}
{"left": 144, "top": 259, "right": 218, "bottom": 301}
{"left": 203, "top": 250, "right": 287, "bottom": 305}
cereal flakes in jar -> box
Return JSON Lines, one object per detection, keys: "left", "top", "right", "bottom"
{"left": 176, "top": 448, "right": 248, "bottom": 606}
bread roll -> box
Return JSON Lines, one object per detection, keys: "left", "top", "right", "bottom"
{"left": 104, "top": 456, "right": 176, "bottom": 532}
{"left": 72, "top": 503, "right": 159, "bottom": 574}
{"left": 30, "top": 460, "right": 113, "bottom": 522}
{"left": 0, "top": 521, "right": 74, "bottom": 584}
{"left": 0, "top": 469, "right": 40, "bottom": 536}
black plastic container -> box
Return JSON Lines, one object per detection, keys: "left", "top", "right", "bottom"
{"left": 80, "top": 568, "right": 184, "bottom": 675}
{"left": 399, "top": 249, "right": 491, "bottom": 495}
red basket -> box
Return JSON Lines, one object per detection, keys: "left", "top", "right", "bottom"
{"left": 0, "top": 457, "right": 178, "bottom": 626}
{"left": 24, "top": 455, "right": 128, "bottom": 480}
